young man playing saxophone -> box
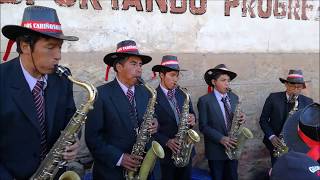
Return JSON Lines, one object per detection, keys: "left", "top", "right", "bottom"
{"left": 85, "top": 40, "right": 158, "bottom": 180}
{"left": 152, "top": 55, "right": 196, "bottom": 180}
{"left": 0, "top": 6, "right": 80, "bottom": 179}
{"left": 197, "top": 64, "right": 245, "bottom": 180}
{"left": 259, "top": 69, "right": 313, "bottom": 166}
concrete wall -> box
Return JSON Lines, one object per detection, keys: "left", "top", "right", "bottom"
{"left": 1, "top": 1, "right": 319, "bottom": 179}
{"left": 1, "top": 1, "right": 319, "bottom": 53}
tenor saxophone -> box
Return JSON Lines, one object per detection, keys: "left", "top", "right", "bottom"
{"left": 125, "top": 77, "right": 165, "bottom": 180}
{"left": 30, "top": 65, "right": 97, "bottom": 180}
{"left": 225, "top": 88, "right": 253, "bottom": 160}
{"left": 273, "top": 94, "right": 298, "bottom": 157}
{"left": 172, "top": 87, "right": 200, "bottom": 167}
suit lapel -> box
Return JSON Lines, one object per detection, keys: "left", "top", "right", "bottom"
{"left": 228, "top": 92, "right": 238, "bottom": 113}
{"left": 9, "top": 58, "right": 40, "bottom": 133}
{"left": 156, "top": 86, "right": 175, "bottom": 119}
{"left": 176, "top": 89, "right": 185, "bottom": 113}
{"left": 209, "top": 92, "right": 228, "bottom": 133}
{"left": 109, "top": 80, "right": 135, "bottom": 134}
{"left": 45, "top": 74, "right": 59, "bottom": 139}
{"left": 135, "top": 85, "right": 147, "bottom": 123}
{"left": 280, "top": 92, "right": 288, "bottom": 120}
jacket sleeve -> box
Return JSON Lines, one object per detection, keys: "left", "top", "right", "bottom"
{"left": 259, "top": 94, "right": 275, "bottom": 138}
{"left": 189, "top": 99, "right": 197, "bottom": 128}
{"left": 197, "top": 97, "right": 224, "bottom": 144}
{"left": 85, "top": 97, "right": 123, "bottom": 168}
{"left": 0, "top": 164, "right": 13, "bottom": 180}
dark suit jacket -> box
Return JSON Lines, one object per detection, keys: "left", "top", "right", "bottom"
{"left": 154, "top": 86, "right": 195, "bottom": 164}
{"left": 0, "top": 58, "right": 76, "bottom": 180}
{"left": 197, "top": 91, "right": 239, "bottom": 160}
{"left": 259, "top": 91, "right": 313, "bottom": 151}
{"left": 85, "top": 79, "right": 151, "bottom": 180}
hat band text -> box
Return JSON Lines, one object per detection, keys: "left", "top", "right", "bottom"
{"left": 116, "top": 45, "right": 138, "bottom": 52}
{"left": 22, "top": 21, "right": 62, "bottom": 33}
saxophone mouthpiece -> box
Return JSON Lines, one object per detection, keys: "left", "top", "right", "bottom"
{"left": 55, "top": 65, "right": 71, "bottom": 77}
{"left": 137, "top": 77, "right": 145, "bottom": 84}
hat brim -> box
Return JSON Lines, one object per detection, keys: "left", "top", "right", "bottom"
{"left": 204, "top": 68, "right": 237, "bottom": 86}
{"left": 283, "top": 108, "right": 310, "bottom": 153}
{"left": 2, "top": 25, "right": 79, "bottom": 41}
{"left": 103, "top": 52, "right": 152, "bottom": 66}
{"left": 152, "top": 65, "right": 187, "bottom": 72}
{"left": 279, "top": 78, "right": 306, "bottom": 88}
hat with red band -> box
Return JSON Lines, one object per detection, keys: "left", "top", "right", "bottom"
{"left": 204, "top": 64, "right": 237, "bottom": 93}
{"left": 279, "top": 69, "right": 306, "bottom": 88}
{"left": 2, "top": 6, "right": 78, "bottom": 61}
{"left": 103, "top": 40, "right": 151, "bottom": 66}
{"left": 103, "top": 40, "right": 152, "bottom": 81}
{"left": 152, "top": 55, "right": 186, "bottom": 72}
{"left": 283, "top": 103, "right": 320, "bottom": 162}
{"left": 151, "top": 55, "right": 186, "bottom": 79}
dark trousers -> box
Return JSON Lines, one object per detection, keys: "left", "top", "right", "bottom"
{"left": 269, "top": 151, "right": 278, "bottom": 167}
{"left": 208, "top": 160, "right": 238, "bottom": 180}
{"left": 160, "top": 160, "right": 192, "bottom": 180}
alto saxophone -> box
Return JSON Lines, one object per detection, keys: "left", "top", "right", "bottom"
{"left": 172, "top": 87, "right": 200, "bottom": 167}
{"left": 273, "top": 94, "right": 298, "bottom": 157}
{"left": 225, "top": 89, "right": 253, "bottom": 160}
{"left": 125, "top": 77, "right": 165, "bottom": 180}
{"left": 30, "top": 65, "right": 97, "bottom": 180}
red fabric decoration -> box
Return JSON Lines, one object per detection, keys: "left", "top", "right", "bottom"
{"left": 298, "top": 126, "right": 320, "bottom": 161}
{"left": 207, "top": 86, "right": 213, "bottom": 93}
{"left": 3, "top": 40, "right": 15, "bottom": 61}
{"left": 105, "top": 65, "right": 111, "bottom": 81}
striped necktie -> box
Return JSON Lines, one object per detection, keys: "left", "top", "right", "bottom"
{"left": 167, "top": 89, "right": 180, "bottom": 115}
{"left": 127, "top": 89, "right": 138, "bottom": 132}
{"left": 221, "top": 96, "right": 233, "bottom": 131}
{"left": 32, "top": 80, "right": 48, "bottom": 160}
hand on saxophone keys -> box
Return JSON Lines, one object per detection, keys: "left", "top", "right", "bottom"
{"left": 62, "top": 137, "right": 80, "bottom": 161}
{"left": 187, "top": 113, "right": 196, "bottom": 127}
{"left": 121, "top": 153, "right": 143, "bottom": 172}
{"left": 220, "top": 136, "right": 237, "bottom": 150}
{"left": 238, "top": 112, "right": 246, "bottom": 125}
{"left": 147, "top": 118, "right": 159, "bottom": 134}
{"left": 166, "top": 138, "right": 181, "bottom": 154}
{"left": 270, "top": 136, "right": 283, "bottom": 149}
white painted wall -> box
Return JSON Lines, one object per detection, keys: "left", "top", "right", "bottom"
{"left": 1, "top": 0, "right": 319, "bottom": 53}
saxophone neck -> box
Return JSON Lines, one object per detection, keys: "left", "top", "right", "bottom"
{"left": 178, "top": 86, "right": 190, "bottom": 102}
{"left": 137, "top": 77, "right": 156, "bottom": 98}
{"left": 55, "top": 65, "right": 97, "bottom": 103}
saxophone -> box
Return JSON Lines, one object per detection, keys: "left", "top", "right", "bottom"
{"left": 273, "top": 94, "right": 298, "bottom": 157}
{"left": 30, "top": 65, "right": 97, "bottom": 180}
{"left": 125, "top": 77, "right": 165, "bottom": 180}
{"left": 225, "top": 89, "right": 253, "bottom": 160}
{"left": 172, "top": 87, "right": 200, "bottom": 167}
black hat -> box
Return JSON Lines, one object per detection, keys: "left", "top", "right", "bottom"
{"left": 271, "top": 151, "right": 320, "bottom": 180}
{"left": 279, "top": 69, "right": 306, "bottom": 88}
{"left": 283, "top": 103, "right": 320, "bottom": 161}
{"left": 152, "top": 55, "right": 186, "bottom": 72}
{"left": 2, "top": 6, "right": 78, "bottom": 41}
{"left": 204, "top": 64, "right": 237, "bottom": 86}
{"left": 103, "top": 40, "right": 152, "bottom": 66}
{"left": 2, "top": 6, "right": 78, "bottom": 61}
